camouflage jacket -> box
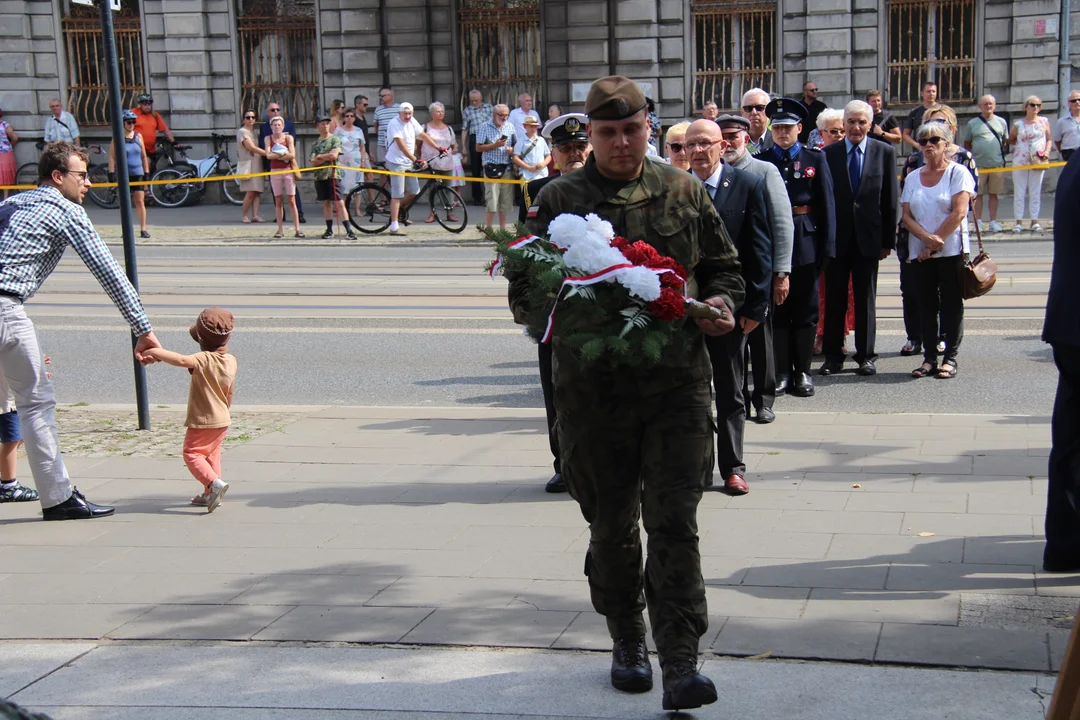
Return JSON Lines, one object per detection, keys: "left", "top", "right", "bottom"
{"left": 510, "top": 155, "right": 745, "bottom": 394}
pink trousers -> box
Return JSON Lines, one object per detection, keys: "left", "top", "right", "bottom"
{"left": 183, "top": 427, "right": 227, "bottom": 488}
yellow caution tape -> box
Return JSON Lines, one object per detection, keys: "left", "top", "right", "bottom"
{"left": 979, "top": 161, "right": 1067, "bottom": 174}
{"left": 0, "top": 163, "right": 524, "bottom": 191}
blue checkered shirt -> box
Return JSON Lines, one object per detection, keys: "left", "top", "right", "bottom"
{"left": 476, "top": 121, "right": 516, "bottom": 166}
{"left": 461, "top": 103, "right": 493, "bottom": 136}
{"left": 0, "top": 186, "right": 152, "bottom": 336}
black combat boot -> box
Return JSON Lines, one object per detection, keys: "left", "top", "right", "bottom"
{"left": 610, "top": 636, "right": 653, "bottom": 692}
{"left": 661, "top": 657, "right": 717, "bottom": 710}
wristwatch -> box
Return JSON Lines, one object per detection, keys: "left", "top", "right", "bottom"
{"left": 775, "top": 272, "right": 789, "bottom": 279}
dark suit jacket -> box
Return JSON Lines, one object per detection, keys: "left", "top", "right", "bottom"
{"left": 710, "top": 165, "right": 773, "bottom": 323}
{"left": 824, "top": 138, "right": 898, "bottom": 258}
{"left": 1044, "top": 152, "right": 1080, "bottom": 347}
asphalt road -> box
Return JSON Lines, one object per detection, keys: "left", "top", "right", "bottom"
{"left": 32, "top": 242, "right": 1057, "bottom": 414}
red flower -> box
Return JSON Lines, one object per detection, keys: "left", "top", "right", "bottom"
{"left": 610, "top": 236, "right": 630, "bottom": 251}
{"left": 624, "top": 241, "right": 663, "bottom": 267}
{"left": 647, "top": 287, "right": 686, "bottom": 322}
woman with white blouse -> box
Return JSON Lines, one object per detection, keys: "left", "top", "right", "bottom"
{"left": 901, "top": 122, "right": 975, "bottom": 380}
{"left": 1008, "top": 95, "right": 1052, "bottom": 232}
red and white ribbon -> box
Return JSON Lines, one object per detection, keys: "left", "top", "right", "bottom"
{"left": 540, "top": 263, "right": 635, "bottom": 343}
{"left": 489, "top": 234, "right": 542, "bottom": 278}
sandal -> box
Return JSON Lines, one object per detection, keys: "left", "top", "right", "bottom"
{"left": 911, "top": 363, "right": 937, "bottom": 379}
{"left": 425, "top": 216, "right": 436, "bottom": 223}
{"left": 900, "top": 342, "right": 922, "bottom": 357}
{"left": 295, "top": 231, "right": 305, "bottom": 238}
{"left": 273, "top": 230, "right": 284, "bottom": 239}
{"left": 937, "top": 362, "right": 957, "bottom": 379}
{"left": 251, "top": 216, "right": 265, "bottom": 223}
{"left": 242, "top": 217, "right": 251, "bottom": 224}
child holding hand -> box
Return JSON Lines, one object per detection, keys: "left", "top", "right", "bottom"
{"left": 146, "top": 308, "right": 237, "bottom": 513}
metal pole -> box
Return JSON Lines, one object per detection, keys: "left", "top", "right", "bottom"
{"left": 99, "top": 0, "right": 151, "bottom": 430}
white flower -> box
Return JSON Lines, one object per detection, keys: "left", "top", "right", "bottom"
{"left": 547, "top": 213, "right": 588, "bottom": 250}
{"left": 617, "top": 266, "right": 662, "bottom": 301}
{"left": 584, "top": 213, "right": 615, "bottom": 241}
{"left": 564, "top": 241, "right": 627, "bottom": 274}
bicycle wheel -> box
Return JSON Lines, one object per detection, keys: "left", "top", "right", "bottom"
{"left": 216, "top": 165, "right": 244, "bottom": 206}
{"left": 13, "top": 163, "right": 38, "bottom": 195}
{"left": 149, "top": 167, "right": 193, "bottom": 208}
{"left": 86, "top": 164, "right": 119, "bottom": 209}
{"left": 430, "top": 185, "right": 467, "bottom": 233}
{"left": 347, "top": 183, "right": 392, "bottom": 234}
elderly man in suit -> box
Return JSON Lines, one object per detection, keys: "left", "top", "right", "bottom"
{"left": 717, "top": 114, "right": 794, "bottom": 425}
{"left": 685, "top": 119, "right": 772, "bottom": 497}
{"left": 1043, "top": 152, "right": 1080, "bottom": 572}
{"left": 820, "top": 99, "right": 899, "bottom": 377}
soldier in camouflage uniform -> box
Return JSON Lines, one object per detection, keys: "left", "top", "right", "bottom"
{"left": 510, "top": 76, "right": 745, "bottom": 712}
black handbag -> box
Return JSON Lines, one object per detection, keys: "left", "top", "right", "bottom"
{"left": 484, "top": 163, "right": 508, "bottom": 179}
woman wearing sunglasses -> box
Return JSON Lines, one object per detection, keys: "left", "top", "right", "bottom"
{"left": 108, "top": 109, "right": 151, "bottom": 238}
{"left": 1008, "top": 95, "right": 1052, "bottom": 232}
{"left": 237, "top": 109, "right": 268, "bottom": 223}
{"left": 896, "top": 104, "right": 978, "bottom": 358}
{"left": 663, "top": 121, "right": 691, "bottom": 171}
{"left": 900, "top": 122, "right": 975, "bottom": 381}
{"left": 808, "top": 108, "right": 844, "bottom": 150}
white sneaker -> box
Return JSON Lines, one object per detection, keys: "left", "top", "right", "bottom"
{"left": 1031, "top": 223, "right": 1044, "bottom": 233}
{"left": 988, "top": 220, "right": 1003, "bottom": 233}
{"left": 190, "top": 492, "right": 211, "bottom": 507}
{"left": 1013, "top": 223, "right": 1023, "bottom": 233}
{"left": 205, "top": 480, "right": 229, "bottom": 514}
{"left": 977, "top": 219, "right": 986, "bottom": 232}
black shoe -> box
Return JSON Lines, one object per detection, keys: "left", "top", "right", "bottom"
{"left": 857, "top": 359, "right": 877, "bottom": 376}
{"left": 755, "top": 407, "right": 775, "bottom": 424}
{"left": 321, "top": 230, "right": 334, "bottom": 239}
{"left": 819, "top": 359, "right": 843, "bottom": 376}
{"left": 790, "top": 372, "right": 815, "bottom": 397}
{"left": 298, "top": 215, "right": 307, "bottom": 224}
{"left": 346, "top": 232, "right": 357, "bottom": 240}
{"left": 611, "top": 636, "right": 653, "bottom": 693}
{"left": 544, "top": 473, "right": 566, "bottom": 493}
{"left": 139, "top": 230, "right": 150, "bottom": 239}
{"left": 0, "top": 482, "right": 38, "bottom": 503}
{"left": 661, "top": 658, "right": 717, "bottom": 711}
{"left": 775, "top": 375, "right": 791, "bottom": 395}
{"left": 402, "top": 218, "right": 413, "bottom": 227}
{"left": 41, "top": 488, "right": 114, "bottom": 521}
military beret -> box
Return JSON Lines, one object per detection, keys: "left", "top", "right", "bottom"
{"left": 542, "top": 113, "right": 589, "bottom": 146}
{"left": 585, "top": 76, "right": 648, "bottom": 121}
{"left": 766, "top": 97, "right": 808, "bottom": 126}
{"left": 716, "top": 114, "right": 751, "bottom": 131}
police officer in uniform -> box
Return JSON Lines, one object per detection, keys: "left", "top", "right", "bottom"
{"left": 516, "top": 113, "right": 592, "bottom": 494}
{"left": 510, "top": 76, "right": 744, "bottom": 712}
{"left": 759, "top": 98, "right": 836, "bottom": 396}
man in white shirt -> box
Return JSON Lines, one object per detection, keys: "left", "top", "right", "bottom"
{"left": 511, "top": 115, "right": 550, "bottom": 182}
{"left": 43, "top": 99, "right": 80, "bottom": 146}
{"left": 508, "top": 93, "right": 535, "bottom": 147}
{"left": 384, "top": 102, "right": 441, "bottom": 235}
{"left": 1055, "top": 90, "right": 1080, "bottom": 161}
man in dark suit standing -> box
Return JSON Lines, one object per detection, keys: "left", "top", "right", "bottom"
{"left": 760, "top": 99, "right": 836, "bottom": 397}
{"left": 1042, "top": 152, "right": 1080, "bottom": 572}
{"left": 820, "top": 99, "right": 898, "bottom": 377}
{"left": 685, "top": 119, "right": 771, "bottom": 497}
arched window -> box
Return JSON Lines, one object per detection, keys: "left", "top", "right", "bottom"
{"left": 887, "top": 0, "right": 975, "bottom": 105}
{"left": 459, "top": 0, "right": 541, "bottom": 109}
{"left": 237, "top": 0, "right": 319, "bottom": 122}
{"left": 62, "top": 0, "right": 145, "bottom": 125}
{"left": 692, "top": 1, "right": 777, "bottom": 112}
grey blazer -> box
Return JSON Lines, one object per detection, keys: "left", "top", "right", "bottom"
{"left": 732, "top": 150, "right": 794, "bottom": 274}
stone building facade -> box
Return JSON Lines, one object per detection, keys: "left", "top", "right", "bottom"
{"left": 1, "top": 0, "right": 1078, "bottom": 166}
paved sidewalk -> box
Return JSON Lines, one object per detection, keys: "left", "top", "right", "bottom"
{"left": 0, "top": 406, "right": 1073, "bottom": 677}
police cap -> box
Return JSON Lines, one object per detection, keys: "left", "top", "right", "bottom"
{"left": 542, "top": 113, "right": 589, "bottom": 146}
{"left": 585, "top": 76, "right": 648, "bottom": 121}
{"left": 766, "top": 97, "right": 808, "bottom": 126}
{"left": 715, "top": 114, "right": 751, "bottom": 131}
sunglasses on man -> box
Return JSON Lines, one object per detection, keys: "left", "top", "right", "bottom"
{"left": 742, "top": 104, "right": 767, "bottom": 113}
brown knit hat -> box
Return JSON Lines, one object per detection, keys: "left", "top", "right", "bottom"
{"left": 189, "top": 307, "right": 234, "bottom": 350}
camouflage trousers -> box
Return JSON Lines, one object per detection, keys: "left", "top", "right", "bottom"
{"left": 556, "top": 377, "right": 713, "bottom": 662}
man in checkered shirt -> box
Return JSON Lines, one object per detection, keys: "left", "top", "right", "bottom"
{"left": 0, "top": 141, "right": 161, "bottom": 521}
{"left": 459, "top": 89, "right": 493, "bottom": 206}
{"left": 475, "top": 103, "right": 517, "bottom": 229}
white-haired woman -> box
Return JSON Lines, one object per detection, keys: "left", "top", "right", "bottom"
{"left": 1008, "top": 95, "right": 1052, "bottom": 232}
{"left": 901, "top": 122, "right": 975, "bottom": 380}
{"left": 334, "top": 106, "right": 367, "bottom": 193}
{"left": 810, "top": 108, "right": 844, "bottom": 149}
{"left": 664, "top": 121, "right": 691, "bottom": 170}
{"left": 420, "top": 101, "right": 456, "bottom": 223}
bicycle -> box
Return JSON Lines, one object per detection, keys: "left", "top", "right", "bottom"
{"left": 345, "top": 155, "right": 467, "bottom": 234}
{"left": 148, "top": 133, "right": 243, "bottom": 208}
{"left": 12, "top": 144, "right": 117, "bottom": 208}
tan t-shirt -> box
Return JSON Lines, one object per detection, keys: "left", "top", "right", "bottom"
{"left": 186, "top": 351, "right": 237, "bottom": 429}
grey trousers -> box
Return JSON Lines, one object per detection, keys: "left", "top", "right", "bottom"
{"left": 0, "top": 298, "right": 71, "bottom": 508}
